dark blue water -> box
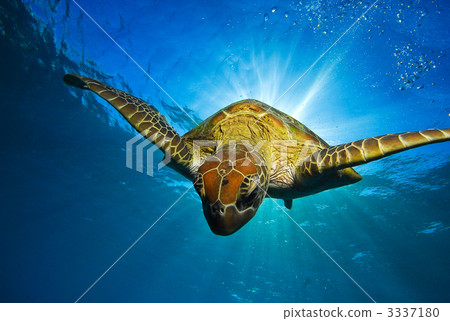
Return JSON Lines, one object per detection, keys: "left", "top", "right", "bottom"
{"left": 1, "top": 0, "right": 449, "bottom": 303}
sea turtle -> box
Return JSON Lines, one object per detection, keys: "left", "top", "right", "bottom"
{"left": 63, "top": 74, "right": 450, "bottom": 236}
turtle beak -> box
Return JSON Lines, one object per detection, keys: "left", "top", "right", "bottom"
{"left": 202, "top": 200, "right": 257, "bottom": 236}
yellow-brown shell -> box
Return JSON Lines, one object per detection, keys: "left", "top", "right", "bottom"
{"left": 182, "top": 99, "right": 328, "bottom": 149}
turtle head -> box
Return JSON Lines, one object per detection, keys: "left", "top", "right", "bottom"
{"left": 194, "top": 145, "right": 269, "bottom": 236}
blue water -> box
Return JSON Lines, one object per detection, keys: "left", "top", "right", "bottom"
{"left": 1, "top": 0, "right": 449, "bottom": 303}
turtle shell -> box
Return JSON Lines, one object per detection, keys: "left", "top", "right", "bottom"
{"left": 182, "top": 99, "right": 329, "bottom": 151}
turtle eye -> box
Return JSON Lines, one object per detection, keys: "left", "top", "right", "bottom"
{"left": 237, "top": 177, "right": 260, "bottom": 211}
{"left": 239, "top": 176, "right": 251, "bottom": 195}
{"left": 193, "top": 174, "right": 204, "bottom": 194}
{"left": 239, "top": 175, "right": 259, "bottom": 197}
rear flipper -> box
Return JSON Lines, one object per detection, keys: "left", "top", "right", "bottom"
{"left": 299, "top": 129, "right": 450, "bottom": 177}
{"left": 284, "top": 199, "right": 293, "bottom": 210}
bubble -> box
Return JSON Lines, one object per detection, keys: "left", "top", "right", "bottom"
{"left": 394, "top": 44, "right": 442, "bottom": 91}
{"left": 264, "top": 13, "right": 269, "bottom": 22}
{"left": 271, "top": 7, "right": 277, "bottom": 13}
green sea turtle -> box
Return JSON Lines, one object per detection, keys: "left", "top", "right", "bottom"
{"left": 63, "top": 74, "right": 450, "bottom": 236}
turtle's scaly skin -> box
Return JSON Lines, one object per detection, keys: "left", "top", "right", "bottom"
{"left": 63, "top": 74, "right": 193, "bottom": 178}
{"left": 183, "top": 99, "right": 363, "bottom": 201}
{"left": 299, "top": 129, "right": 450, "bottom": 176}
{"left": 192, "top": 143, "right": 270, "bottom": 234}
{"left": 64, "top": 74, "right": 450, "bottom": 235}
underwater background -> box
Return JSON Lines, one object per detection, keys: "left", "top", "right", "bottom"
{"left": 0, "top": 0, "right": 449, "bottom": 303}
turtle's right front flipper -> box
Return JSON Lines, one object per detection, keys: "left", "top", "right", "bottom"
{"left": 63, "top": 73, "right": 193, "bottom": 179}
{"left": 298, "top": 129, "right": 450, "bottom": 178}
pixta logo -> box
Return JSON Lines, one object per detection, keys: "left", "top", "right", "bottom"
{"left": 125, "top": 133, "right": 170, "bottom": 177}
{"left": 126, "top": 134, "right": 324, "bottom": 177}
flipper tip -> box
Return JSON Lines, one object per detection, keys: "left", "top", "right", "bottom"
{"left": 63, "top": 73, "right": 89, "bottom": 89}
{"left": 283, "top": 199, "right": 293, "bottom": 210}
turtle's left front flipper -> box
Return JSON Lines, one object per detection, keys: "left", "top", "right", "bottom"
{"left": 63, "top": 73, "right": 193, "bottom": 179}
{"left": 299, "top": 129, "right": 450, "bottom": 178}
